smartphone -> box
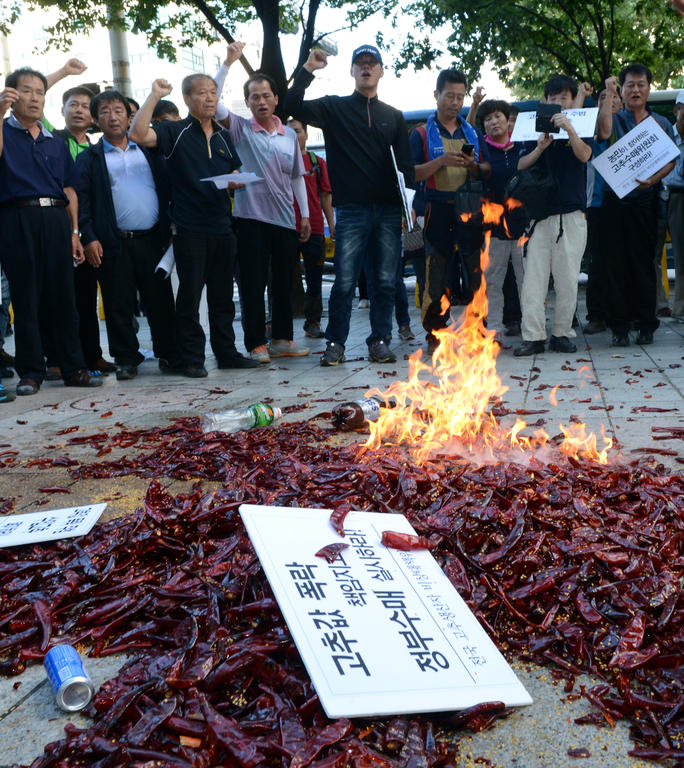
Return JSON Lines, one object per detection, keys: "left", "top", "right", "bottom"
{"left": 461, "top": 142, "right": 474, "bottom": 155}
{"left": 535, "top": 103, "right": 561, "bottom": 134}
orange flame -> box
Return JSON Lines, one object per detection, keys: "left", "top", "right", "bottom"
{"left": 365, "top": 200, "right": 612, "bottom": 465}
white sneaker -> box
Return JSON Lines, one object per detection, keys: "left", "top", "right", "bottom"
{"left": 250, "top": 345, "right": 271, "bottom": 364}
{"left": 268, "top": 339, "right": 311, "bottom": 357}
{"left": 357, "top": 299, "right": 370, "bottom": 309}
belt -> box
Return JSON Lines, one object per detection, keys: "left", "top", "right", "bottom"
{"left": 118, "top": 224, "right": 158, "bottom": 239}
{"left": 2, "top": 197, "right": 66, "bottom": 208}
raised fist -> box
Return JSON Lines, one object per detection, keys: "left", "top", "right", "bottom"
{"left": 225, "top": 41, "right": 245, "bottom": 66}
{"left": 605, "top": 76, "right": 619, "bottom": 94}
{"left": 305, "top": 48, "right": 328, "bottom": 72}
{"left": 579, "top": 82, "right": 594, "bottom": 97}
{"left": 472, "top": 85, "right": 485, "bottom": 105}
{"left": 0, "top": 88, "right": 19, "bottom": 118}
{"left": 63, "top": 58, "right": 87, "bottom": 76}
{"left": 152, "top": 79, "right": 173, "bottom": 98}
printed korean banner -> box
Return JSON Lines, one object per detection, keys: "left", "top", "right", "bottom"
{"left": 0, "top": 504, "right": 106, "bottom": 548}
{"left": 592, "top": 116, "right": 680, "bottom": 199}
{"left": 240, "top": 505, "right": 532, "bottom": 718}
{"left": 510, "top": 107, "right": 599, "bottom": 142}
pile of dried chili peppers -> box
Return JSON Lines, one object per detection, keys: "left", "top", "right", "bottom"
{"left": 1, "top": 417, "right": 684, "bottom": 766}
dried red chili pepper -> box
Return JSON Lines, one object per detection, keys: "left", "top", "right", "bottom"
{"left": 381, "top": 531, "right": 432, "bottom": 551}
{"left": 315, "top": 543, "right": 349, "bottom": 563}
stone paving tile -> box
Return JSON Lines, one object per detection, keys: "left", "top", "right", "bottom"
{"left": 0, "top": 280, "right": 682, "bottom": 767}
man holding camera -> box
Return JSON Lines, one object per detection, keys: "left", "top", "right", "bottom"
{"left": 411, "top": 69, "right": 491, "bottom": 355}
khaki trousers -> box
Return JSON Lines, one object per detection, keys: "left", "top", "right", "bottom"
{"left": 520, "top": 211, "right": 587, "bottom": 341}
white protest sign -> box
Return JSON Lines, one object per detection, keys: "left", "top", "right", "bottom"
{"left": 0, "top": 503, "right": 106, "bottom": 548}
{"left": 510, "top": 107, "right": 598, "bottom": 142}
{"left": 239, "top": 505, "right": 532, "bottom": 718}
{"left": 592, "top": 116, "right": 680, "bottom": 199}
{"left": 201, "top": 172, "right": 261, "bottom": 189}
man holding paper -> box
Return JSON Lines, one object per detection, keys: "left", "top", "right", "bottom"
{"left": 215, "top": 43, "right": 312, "bottom": 364}
{"left": 130, "top": 74, "right": 258, "bottom": 375}
{"left": 596, "top": 63, "right": 676, "bottom": 347}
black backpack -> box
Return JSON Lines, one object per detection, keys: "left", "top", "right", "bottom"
{"left": 504, "top": 150, "right": 558, "bottom": 232}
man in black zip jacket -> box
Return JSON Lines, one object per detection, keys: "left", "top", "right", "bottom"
{"left": 129, "top": 75, "right": 258, "bottom": 376}
{"left": 76, "top": 90, "right": 179, "bottom": 381}
{"left": 285, "top": 45, "right": 415, "bottom": 366}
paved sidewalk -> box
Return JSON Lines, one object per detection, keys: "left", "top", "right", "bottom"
{"left": 0, "top": 278, "right": 682, "bottom": 767}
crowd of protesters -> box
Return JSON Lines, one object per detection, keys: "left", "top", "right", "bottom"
{"left": 0, "top": 44, "right": 682, "bottom": 403}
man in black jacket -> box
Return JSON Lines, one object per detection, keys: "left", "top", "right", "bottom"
{"left": 76, "top": 90, "right": 178, "bottom": 380}
{"left": 285, "top": 45, "right": 415, "bottom": 366}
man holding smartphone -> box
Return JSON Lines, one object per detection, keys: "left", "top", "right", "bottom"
{"left": 411, "top": 69, "right": 491, "bottom": 355}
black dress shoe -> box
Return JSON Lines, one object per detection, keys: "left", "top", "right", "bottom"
{"left": 583, "top": 320, "right": 606, "bottom": 334}
{"left": 504, "top": 322, "right": 521, "bottom": 337}
{"left": 116, "top": 365, "right": 138, "bottom": 381}
{"left": 656, "top": 306, "right": 672, "bottom": 318}
{"left": 514, "top": 340, "right": 545, "bottom": 357}
{"left": 0, "top": 366, "right": 14, "bottom": 379}
{"left": 549, "top": 335, "right": 577, "bottom": 353}
{"left": 63, "top": 369, "right": 104, "bottom": 387}
{"left": 636, "top": 330, "right": 654, "bottom": 345}
{"left": 180, "top": 366, "right": 208, "bottom": 378}
{"left": 611, "top": 333, "right": 630, "bottom": 347}
{"left": 217, "top": 355, "right": 260, "bottom": 369}
{"left": 45, "top": 366, "right": 62, "bottom": 381}
{"left": 0, "top": 349, "right": 14, "bottom": 366}
{"left": 16, "top": 377, "right": 40, "bottom": 396}
{"left": 91, "top": 357, "right": 117, "bottom": 374}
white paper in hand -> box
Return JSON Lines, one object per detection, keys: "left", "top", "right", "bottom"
{"left": 201, "top": 172, "right": 261, "bottom": 189}
{"left": 155, "top": 244, "right": 175, "bottom": 278}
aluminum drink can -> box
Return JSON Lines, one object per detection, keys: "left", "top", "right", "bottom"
{"left": 43, "top": 644, "right": 94, "bottom": 711}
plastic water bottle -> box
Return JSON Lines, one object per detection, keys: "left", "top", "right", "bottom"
{"left": 201, "top": 403, "right": 282, "bottom": 434}
{"left": 332, "top": 396, "right": 394, "bottom": 431}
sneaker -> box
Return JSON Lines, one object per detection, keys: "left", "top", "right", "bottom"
{"left": 368, "top": 340, "right": 397, "bottom": 363}
{"left": 17, "top": 377, "right": 40, "bottom": 396}
{"left": 0, "top": 383, "right": 15, "bottom": 403}
{"left": 250, "top": 345, "right": 271, "bottom": 364}
{"left": 0, "top": 366, "right": 14, "bottom": 379}
{"left": 583, "top": 320, "right": 606, "bottom": 334}
{"left": 63, "top": 370, "right": 104, "bottom": 388}
{"left": 514, "top": 340, "right": 545, "bottom": 357}
{"left": 398, "top": 325, "right": 415, "bottom": 341}
{"left": 116, "top": 365, "right": 138, "bottom": 381}
{"left": 656, "top": 306, "right": 672, "bottom": 318}
{"left": 357, "top": 299, "right": 370, "bottom": 309}
{"left": 636, "top": 330, "right": 654, "bottom": 345}
{"left": 320, "top": 342, "right": 346, "bottom": 366}
{"left": 304, "top": 321, "right": 325, "bottom": 339}
{"left": 269, "top": 339, "right": 311, "bottom": 357}
{"left": 549, "top": 335, "right": 577, "bottom": 353}
{"left": 611, "top": 333, "right": 630, "bottom": 347}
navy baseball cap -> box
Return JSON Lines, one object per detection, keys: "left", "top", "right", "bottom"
{"left": 351, "top": 45, "right": 383, "bottom": 66}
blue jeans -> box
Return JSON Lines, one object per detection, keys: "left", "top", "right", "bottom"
{"left": 325, "top": 203, "right": 402, "bottom": 346}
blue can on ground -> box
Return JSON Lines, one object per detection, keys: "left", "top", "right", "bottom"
{"left": 43, "top": 644, "right": 94, "bottom": 711}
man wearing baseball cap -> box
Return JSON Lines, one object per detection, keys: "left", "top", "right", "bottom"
{"left": 285, "top": 44, "right": 415, "bottom": 366}
{"left": 664, "top": 90, "right": 684, "bottom": 321}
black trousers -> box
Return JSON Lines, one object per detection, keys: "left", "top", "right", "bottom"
{"left": 600, "top": 191, "right": 659, "bottom": 335}
{"left": 174, "top": 228, "right": 239, "bottom": 367}
{"left": 0, "top": 206, "right": 85, "bottom": 382}
{"left": 300, "top": 233, "right": 325, "bottom": 323}
{"left": 584, "top": 206, "right": 606, "bottom": 323}
{"left": 236, "top": 218, "right": 298, "bottom": 351}
{"left": 98, "top": 231, "right": 177, "bottom": 367}
{"left": 43, "top": 260, "right": 102, "bottom": 369}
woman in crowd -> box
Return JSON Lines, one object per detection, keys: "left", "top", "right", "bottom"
{"left": 479, "top": 99, "right": 525, "bottom": 345}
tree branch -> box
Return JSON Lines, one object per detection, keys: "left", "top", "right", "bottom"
{"left": 188, "top": 0, "right": 254, "bottom": 75}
